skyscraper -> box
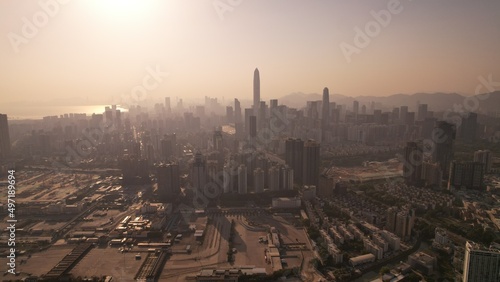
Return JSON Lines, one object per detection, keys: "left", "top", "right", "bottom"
{"left": 448, "top": 161, "right": 484, "bottom": 190}
{"left": 213, "top": 129, "right": 223, "bottom": 152}
{"left": 433, "top": 121, "right": 456, "bottom": 179}
{"left": 303, "top": 140, "right": 320, "bottom": 187}
{"left": 461, "top": 112, "right": 478, "bottom": 143}
{"left": 403, "top": 141, "right": 423, "bottom": 186}
{"left": 244, "top": 108, "right": 253, "bottom": 137}
{"left": 406, "top": 112, "right": 415, "bottom": 126}
{"left": 474, "top": 150, "right": 492, "bottom": 174}
{"left": 270, "top": 99, "right": 278, "bottom": 112}
{"left": 463, "top": 241, "right": 500, "bottom": 282}
{"left": 0, "top": 114, "right": 11, "bottom": 158}
{"left": 258, "top": 101, "right": 266, "bottom": 130}
{"left": 234, "top": 98, "right": 242, "bottom": 123}
{"left": 120, "top": 157, "right": 149, "bottom": 185}
{"left": 268, "top": 166, "right": 280, "bottom": 191}
{"left": 392, "top": 107, "right": 400, "bottom": 123}
{"left": 253, "top": 68, "right": 260, "bottom": 113}
{"left": 417, "top": 104, "right": 428, "bottom": 121}
{"left": 226, "top": 106, "right": 234, "bottom": 123}
{"left": 281, "top": 166, "right": 294, "bottom": 190}
{"left": 421, "top": 117, "right": 437, "bottom": 139}
{"left": 165, "top": 97, "right": 171, "bottom": 114}
{"left": 395, "top": 210, "right": 415, "bottom": 240}
{"left": 322, "top": 87, "right": 330, "bottom": 123}
{"left": 386, "top": 207, "right": 398, "bottom": 233}
{"left": 322, "top": 87, "right": 330, "bottom": 141}
{"left": 400, "top": 106, "right": 408, "bottom": 124}
{"left": 238, "top": 164, "right": 248, "bottom": 194}
{"left": 160, "top": 135, "right": 174, "bottom": 162}
{"left": 249, "top": 116, "right": 257, "bottom": 138}
{"left": 192, "top": 152, "right": 207, "bottom": 196}
{"left": 318, "top": 172, "right": 334, "bottom": 197}
{"left": 353, "top": 101, "right": 359, "bottom": 115}
{"left": 254, "top": 168, "right": 264, "bottom": 193}
{"left": 285, "top": 138, "right": 304, "bottom": 184}
{"left": 156, "top": 162, "right": 180, "bottom": 202}
{"left": 373, "top": 109, "right": 382, "bottom": 124}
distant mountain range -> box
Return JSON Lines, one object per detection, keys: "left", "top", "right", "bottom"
{"left": 279, "top": 91, "right": 500, "bottom": 114}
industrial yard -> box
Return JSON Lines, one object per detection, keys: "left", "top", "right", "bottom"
{"left": 0, "top": 170, "right": 315, "bottom": 281}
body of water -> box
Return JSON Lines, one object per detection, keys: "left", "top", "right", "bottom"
{"left": 3, "top": 105, "right": 128, "bottom": 120}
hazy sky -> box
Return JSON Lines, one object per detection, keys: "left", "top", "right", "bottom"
{"left": 1, "top": 0, "right": 500, "bottom": 110}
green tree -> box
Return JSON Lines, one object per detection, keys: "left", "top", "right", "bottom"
{"left": 379, "top": 266, "right": 390, "bottom": 276}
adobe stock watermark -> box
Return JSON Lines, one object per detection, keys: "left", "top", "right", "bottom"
{"left": 52, "top": 65, "right": 168, "bottom": 171}
{"left": 7, "top": 0, "right": 71, "bottom": 53}
{"left": 388, "top": 73, "right": 500, "bottom": 188}
{"left": 443, "top": 74, "right": 500, "bottom": 127}
{"left": 340, "top": 0, "right": 412, "bottom": 63}
{"left": 51, "top": 121, "right": 114, "bottom": 172}
{"left": 213, "top": 0, "right": 244, "bottom": 21}
{"left": 117, "top": 64, "right": 169, "bottom": 107}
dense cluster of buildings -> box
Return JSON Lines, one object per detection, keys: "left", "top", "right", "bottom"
{"left": 1, "top": 68, "right": 499, "bottom": 281}
{"left": 402, "top": 118, "right": 494, "bottom": 192}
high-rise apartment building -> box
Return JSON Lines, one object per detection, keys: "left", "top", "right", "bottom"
{"left": 303, "top": 140, "right": 320, "bottom": 187}
{"left": 474, "top": 150, "right": 492, "bottom": 174}
{"left": 462, "top": 241, "right": 500, "bottom": 282}
{"left": 253, "top": 68, "right": 260, "bottom": 113}
{"left": 417, "top": 104, "right": 428, "bottom": 121}
{"left": 157, "top": 162, "right": 180, "bottom": 202}
{"left": 448, "top": 161, "right": 484, "bottom": 190}
{"left": 403, "top": 141, "right": 423, "bottom": 185}
{"left": 461, "top": 113, "right": 478, "bottom": 143}
{"left": 249, "top": 116, "right": 257, "bottom": 138}
{"left": 234, "top": 98, "right": 242, "bottom": 123}
{"left": 253, "top": 168, "right": 264, "bottom": 193}
{"left": 433, "top": 121, "right": 456, "bottom": 179}
{"left": 0, "top": 114, "right": 11, "bottom": 158}
{"left": 285, "top": 138, "right": 304, "bottom": 184}
{"left": 238, "top": 164, "right": 247, "bottom": 194}
{"left": 192, "top": 152, "right": 207, "bottom": 196}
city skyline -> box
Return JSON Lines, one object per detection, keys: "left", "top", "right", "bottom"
{"left": 1, "top": 1, "right": 500, "bottom": 281}
{"left": 1, "top": 0, "right": 500, "bottom": 112}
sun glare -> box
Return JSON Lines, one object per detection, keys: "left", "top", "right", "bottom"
{"left": 84, "top": 0, "right": 163, "bottom": 23}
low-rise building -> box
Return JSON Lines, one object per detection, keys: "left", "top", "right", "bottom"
{"left": 349, "top": 253, "right": 375, "bottom": 267}
{"left": 272, "top": 197, "right": 301, "bottom": 209}
{"left": 408, "top": 252, "right": 437, "bottom": 275}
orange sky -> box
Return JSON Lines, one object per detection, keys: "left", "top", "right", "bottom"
{"left": 1, "top": 0, "right": 499, "bottom": 110}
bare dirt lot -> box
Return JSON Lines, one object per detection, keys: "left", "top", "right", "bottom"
{"left": 70, "top": 247, "right": 144, "bottom": 281}
{"left": 0, "top": 211, "right": 316, "bottom": 280}
{"left": 0, "top": 245, "right": 74, "bottom": 277}
{"left": 161, "top": 212, "right": 314, "bottom": 280}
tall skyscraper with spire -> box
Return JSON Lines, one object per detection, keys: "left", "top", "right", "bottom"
{"left": 253, "top": 68, "right": 260, "bottom": 113}
{"left": 322, "top": 87, "right": 330, "bottom": 121}
{"left": 321, "top": 87, "right": 330, "bottom": 141}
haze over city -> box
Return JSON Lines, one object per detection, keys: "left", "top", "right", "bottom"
{"left": 1, "top": 0, "right": 500, "bottom": 115}
{"left": 1, "top": 1, "right": 500, "bottom": 282}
